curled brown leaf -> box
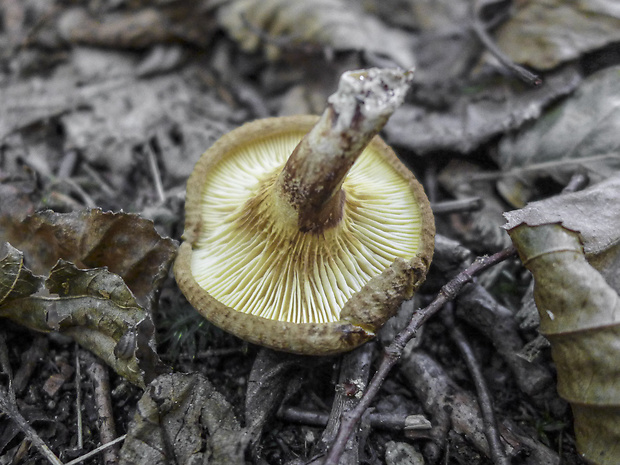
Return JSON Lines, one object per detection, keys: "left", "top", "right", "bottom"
{"left": 0, "top": 209, "right": 177, "bottom": 388}
{"left": 507, "top": 222, "right": 620, "bottom": 465}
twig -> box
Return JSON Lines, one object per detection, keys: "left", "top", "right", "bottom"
{"left": 13, "top": 336, "right": 48, "bottom": 395}
{"left": 562, "top": 172, "right": 589, "bottom": 194}
{"left": 83, "top": 352, "right": 120, "bottom": 465}
{"left": 279, "top": 406, "right": 430, "bottom": 432}
{"left": 81, "top": 162, "right": 117, "bottom": 199}
{"left": 19, "top": 155, "right": 97, "bottom": 207}
{"left": 57, "top": 149, "right": 79, "bottom": 179}
{"left": 323, "top": 245, "right": 518, "bottom": 465}
{"left": 400, "top": 350, "right": 559, "bottom": 464}
{"left": 466, "top": 154, "right": 620, "bottom": 182}
{"left": 456, "top": 284, "right": 552, "bottom": 396}
{"left": 146, "top": 144, "right": 166, "bottom": 203}
{"left": 63, "top": 434, "right": 127, "bottom": 465}
{"left": 60, "top": 178, "right": 97, "bottom": 208}
{"left": 75, "top": 344, "right": 84, "bottom": 450}
{"left": 471, "top": 0, "right": 541, "bottom": 86}
{"left": 442, "top": 306, "right": 510, "bottom": 465}
{"left": 431, "top": 197, "right": 483, "bottom": 214}
{"left": 312, "top": 344, "right": 374, "bottom": 464}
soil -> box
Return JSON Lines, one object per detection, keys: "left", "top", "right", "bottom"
{"left": 1, "top": 1, "right": 614, "bottom": 464}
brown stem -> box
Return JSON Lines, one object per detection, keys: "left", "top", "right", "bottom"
{"left": 278, "top": 406, "right": 430, "bottom": 431}
{"left": 0, "top": 333, "right": 64, "bottom": 465}
{"left": 471, "top": 0, "right": 541, "bottom": 86}
{"left": 310, "top": 344, "right": 374, "bottom": 465}
{"left": 323, "top": 245, "right": 518, "bottom": 465}
{"left": 400, "top": 350, "right": 560, "bottom": 465}
{"left": 275, "top": 68, "right": 413, "bottom": 232}
{"left": 442, "top": 306, "right": 510, "bottom": 465}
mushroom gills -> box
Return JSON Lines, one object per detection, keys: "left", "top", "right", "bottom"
{"left": 191, "top": 131, "right": 423, "bottom": 325}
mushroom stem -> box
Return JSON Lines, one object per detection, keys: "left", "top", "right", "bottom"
{"left": 275, "top": 68, "right": 414, "bottom": 232}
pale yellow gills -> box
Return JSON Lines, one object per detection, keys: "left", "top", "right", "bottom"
{"left": 191, "top": 130, "right": 423, "bottom": 325}
{"left": 174, "top": 115, "right": 434, "bottom": 355}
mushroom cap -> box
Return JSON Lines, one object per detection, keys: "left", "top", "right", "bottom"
{"left": 174, "top": 115, "right": 434, "bottom": 355}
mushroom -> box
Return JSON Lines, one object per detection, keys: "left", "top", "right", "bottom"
{"left": 174, "top": 68, "right": 435, "bottom": 355}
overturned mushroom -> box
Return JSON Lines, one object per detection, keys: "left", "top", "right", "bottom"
{"left": 174, "top": 68, "right": 435, "bottom": 355}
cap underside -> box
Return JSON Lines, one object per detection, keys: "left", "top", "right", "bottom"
{"left": 191, "top": 131, "right": 422, "bottom": 324}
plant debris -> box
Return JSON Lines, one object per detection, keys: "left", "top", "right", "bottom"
{"left": 2, "top": 1, "right": 619, "bottom": 463}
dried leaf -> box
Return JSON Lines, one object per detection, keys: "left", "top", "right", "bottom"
{"left": 507, "top": 224, "right": 620, "bottom": 465}
{"left": 0, "top": 66, "right": 232, "bottom": 181}
{"left": 503, "top": 175, "right": 620, "bottom": 265}
{"left": 406, "top": 0, "right": 470, "bottom": 32}
{"left": 0, "top": 174, "right": 37, "bottom": 226}
{"left": 217, "top": 0, "right": 416, "bottom": 67}
{"left": 506, "top": 179, "right": 620, "bottom": 465}
{"left": 497, "top": 66, "right": 620, "bottom": 206}
{"left": 0, "top": 243, "right": 43, "bottom": 307}
{"left": 392, "top": 0, "right": 480, "bottom": 86}
{"left": 57, "top": 5, "right": 217, "bottom": 49}
{"left": 58, "top": 8, "right": 176, "bottom": 49}
{"left": 438, "top": 160, "right": 511, "bottom": 252}
{"left": 492, "top": 0, "right": 620, "bottom": 70}
{"left": 384, "top": 65, "right": 581, "bottom": 154}
{"left": 119, "top": 372, "right": 246, "bottom": 465}
{"left": 0, "top": 74, "right": 79, "bottom": 142}
{"left": 0, "top": 257, "right": 168, "bottom": 388}
{"left": 5, "top": 209, "right": 177, "bottom": 307}
{"left": 0, "top": 209, "right": 177, "bottom": 387}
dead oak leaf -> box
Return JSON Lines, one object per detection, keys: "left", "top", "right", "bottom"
{"left": 217, "top": 0, "right": 416, "bottom": 67}
{"left": 0, "top": 243, "right": 43, "bottom": 307}
{"left": 3, "top": 209, "right": 177, "bottom": 308}
{"left": 120, "top": 372, "right": 246, "bottom": 465}
{"left": 0, "top": 253, "right": 169, "bottom": 388}
{"left": 491, "top": 0, "right": 620, "bottom": 70}
{"left": 0, "top": 209, "right": 177, "bottom": 388}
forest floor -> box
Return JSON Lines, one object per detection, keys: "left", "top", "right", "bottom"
{"left": 2, "top": 1, "right": 620, "bottom": 464}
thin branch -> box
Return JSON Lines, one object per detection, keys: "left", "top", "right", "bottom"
{"left": 442, "top": 306, "right": 510, "bottom": 465}
{"left": 562, "top": 172, "right": 589, "bottom": 194}
{"left": 312, "top": 344, "right": 374, "bottom": 464}
{"left": 400, "top": 350, "right": 560, "bottom": 464}
{"left": 279, "top": 406, "right": 430, "bottom": 432}
{"left": 323, "top": 245, "right": 518, "bottom": 465}
{"left": 63, "top": 435, "right": 128, "bottom": 465}
{"left": 75, "top": 344, "right": 84, "bottom": 450}
{"left": 83, "top": 352, "right": 120, "bottom": 465}
{"left": 457, "top": 284, "right": 553, "bottom": 396}
{"left": 471, "top": 0, "right": 541, "bottom": 86}
{"left": 466, "top": 154, "right": 620, "bottom": 182}
{"left": 0, "top": 333, "right": 64, "bottom": 465}
{"left": 146, "top": 144, "right": 166, "bottom": 203}
{"left": 81, "top": 162, "right": 118, "bottom": 199}
{"left": 13, "top": 336, "right": 47, "bottom": 395}
{"left": 431, "top": 197, "right": 483, "bottom": 215}
{"left": 59, "top": 178, "right": 97, "bottom": 208}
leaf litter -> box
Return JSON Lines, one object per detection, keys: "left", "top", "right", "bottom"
{"left": 2, "top": 0, "right": 620, "bottom": 464}
{"left": 506, "top": 176, "right": 620, "bottom": 464}
{"left": 497, "top": 66, "right": 620, "bottom": 206}
{"left": 0, "top": 210, "right": 175, "bottom": 388}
